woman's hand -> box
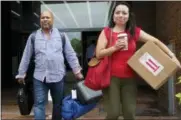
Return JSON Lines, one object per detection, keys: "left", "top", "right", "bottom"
{"left": 114, "top": 38, "right": 126, "bottom": 51}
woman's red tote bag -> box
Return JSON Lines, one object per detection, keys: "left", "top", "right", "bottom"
{"left": 84, "top": 29, "right": 112, "bottom": 90}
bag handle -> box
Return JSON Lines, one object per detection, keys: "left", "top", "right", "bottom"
{"left": 88, "top": 28, "right": 113, "bottom": 67}
{"left": 108, "top": 28, "right": 113, "bottom": 49}
{"left": 108, "top": 28, "right": 113, "bottom": 72}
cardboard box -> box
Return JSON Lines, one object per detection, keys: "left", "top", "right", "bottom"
{"left": 127, "top": 41, "right": 179, "bottom": 90}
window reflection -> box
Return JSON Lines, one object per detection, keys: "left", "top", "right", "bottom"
{"left": 41, "top": 1, "right": 112, "bottom": 29}
{"left": 65, "top": 32, "right": 82, "bottom": 55}
{"left": 65, "top": 32, "right": 83, "bottom": 70}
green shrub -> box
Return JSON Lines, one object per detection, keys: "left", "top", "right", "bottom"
{"left": 175, "top": 52, "right": 181, "bottom": 105}
{"left": 176, "top": 76, "right": 181, "bottom": 105}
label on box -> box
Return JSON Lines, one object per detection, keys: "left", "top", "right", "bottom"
{"left": 71, "top": 90, "right": 77, "bottom": 99}
{"left": 139, "top": 52, "right": 164, "bottom": 76}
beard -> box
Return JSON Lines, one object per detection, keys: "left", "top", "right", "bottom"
{"left": 42, "top": 22, "right": 52, "bottom": 29}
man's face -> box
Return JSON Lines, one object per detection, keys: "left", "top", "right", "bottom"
{"left": 40, "top": 11, "right": 53, "bottom": 30}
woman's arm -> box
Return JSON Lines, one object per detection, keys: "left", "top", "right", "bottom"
{"left": 96, "top": 30, "right": 125, "bottom": 59}
{"left": 96, "top": 30, "right": 117, "bottom": 59}
{"left": 138, "top": 30, "right": 181, "bottom": 68}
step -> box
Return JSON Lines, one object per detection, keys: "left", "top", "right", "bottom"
{"left": 136, "top": 107, "right": 161, "bottom": 116}
{"left": 137, "top": 96, "right": 156, "bottom": 104}
{"left": 78, "top": 116, "right": 180, "bottom": 120}
{"left": 3, "top": 114, "right": 179, "bottom": 120}
{"left": 137, "top": 88, "right": 157, "bottom": 104}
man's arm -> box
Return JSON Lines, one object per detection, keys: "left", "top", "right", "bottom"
{"left": 16, "top": 34, "right": 34, "bottom": 79}
{"left": 62, "top": 33, "right": 83, "bottom": 78}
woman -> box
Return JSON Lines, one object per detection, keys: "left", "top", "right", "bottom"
{"left": 96, "top": 2, "right": 181, "bottom": 120}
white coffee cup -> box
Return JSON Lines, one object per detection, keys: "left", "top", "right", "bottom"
{"left": 117, "top": 33, "right": 128, "bottom": 50}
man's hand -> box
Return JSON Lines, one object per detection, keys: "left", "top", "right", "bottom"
{"left": 16, "top": 74, "right": 26, "bottom": 84}
{"left": 75, "top": 72, "right": 84, "bottom": 80}
{"left": 18, "top": 78, "right": 25, "bottom": 84}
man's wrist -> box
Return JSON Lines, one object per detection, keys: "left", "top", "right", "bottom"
{"left": 15, "top": 74, "right": 26, "bottom": 79}
{"left": 74, "top": 68, "right": 82, "bottom": 75}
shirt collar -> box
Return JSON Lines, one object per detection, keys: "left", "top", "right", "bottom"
{"left": 41, "top": 28, "right": 53, "bottom": 34}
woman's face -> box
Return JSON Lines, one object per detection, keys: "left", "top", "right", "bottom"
{"left": 113, "top": 4, "right": 129, "bottom": 26}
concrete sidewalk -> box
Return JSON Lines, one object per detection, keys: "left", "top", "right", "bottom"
{"left": 1, "top": 87, "right": 180, "bottom": 120}
{"left": 2, "top": 100, "right": 180, "bottom": 120}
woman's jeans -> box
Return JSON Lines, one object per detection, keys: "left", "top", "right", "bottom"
{"left": 103, "top": 77, "right": 137, "bottom": 120}
{"left": 33, "top": 78, "right": 64, "bottom": 120}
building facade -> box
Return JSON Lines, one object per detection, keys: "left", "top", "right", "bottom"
{"left": 2, "top": 1, "right": 181, "bottom": 117}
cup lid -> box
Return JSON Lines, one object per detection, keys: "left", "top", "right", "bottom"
{"left": 117, "top": 33, "right": 127, "bottom": 37}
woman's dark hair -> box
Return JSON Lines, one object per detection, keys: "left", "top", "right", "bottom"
{"left": 109, "top": 2, "right": 136, "bottom": 37}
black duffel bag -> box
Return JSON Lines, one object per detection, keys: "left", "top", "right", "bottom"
{"left": 17, "top": 83, "right": 34, "bottom": 115}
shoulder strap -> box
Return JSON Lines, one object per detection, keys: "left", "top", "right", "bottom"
{"left": 108, "top": 28, "right": 113, "bottom": 47}
{"left": 31, "top": 30, "right": 66, "bottom": 50}
{"left": 30, "top": 30, "right": 66, "bottom": 58}
{"left": 58, "top": 31, "right": 66, "bottom": 54}
{"left": 30, "top": 31, "right": 37, "bottom": 54}
{"left": 26, "top": 31, "right": 37, "bottom": 78}
{"left": 58, "top": 31, "right": 71, "bottom": 71}
{"left": 61, "top": 32, "right": 66, "bottom": 50}
{"left": 30, "top": 30, "right": 66, "bottom": 54}
{"left": 30, "top": 31, "right": 37, "bottom": 60}
{"left": 108, "top": 28, "right": 112, "bottom": 72}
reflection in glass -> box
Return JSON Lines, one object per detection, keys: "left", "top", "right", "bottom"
{"left": 41, "top": 1, "right": 112, "bottom": 29}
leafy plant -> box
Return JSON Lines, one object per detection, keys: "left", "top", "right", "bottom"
{"left": 176, "top": 76, "right": 181, "bottom": 105}
{"left": 71, "top": 38, "right": 82, "bottom": 55}
{"left": 175, "top": 52, "right": 181, "bottom": 105}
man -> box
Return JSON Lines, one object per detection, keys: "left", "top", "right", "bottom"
{"left": 16, "top": 11, "right": 83, "bottom": 120}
